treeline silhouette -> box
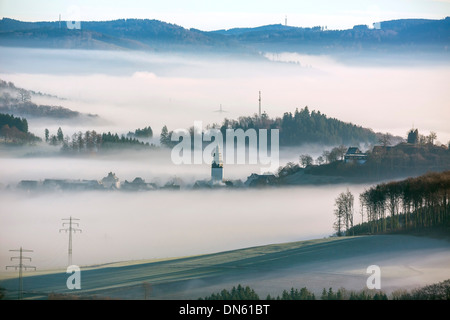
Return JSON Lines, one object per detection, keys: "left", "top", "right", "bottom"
{"left": 0, "top": 112, "right": 28, "bottom": 132}
{"left": 45, "top": 127, "right": 155, "bottom": 152}
{"left": 0, "top": 112, "right": 40, "bottom": 143}
{"left": 127, "top": 126, "right": 153, "bottom": 138}
{"left": 0, "top": 79, "right": 88, "bottom": 119}
{"left": 201, "top": 284, "right": 260, "bottom": 300}
{"left": 306, "top": 142, "right": 450, "bottom": 182}
{"left": 220, "top": 106, "right": 377, "bottom": 146}
{"left": 199, "top": 280, "right": 450, "bottom": 300}
{"left": 350, "top": 170, "right": 450, "bottom": 235}
{"left": 101, "top": 132, "right": 152, "bottom": 148}
{"left": 2, "top": 17, "right": 449, "bottom": 54}
{"left": 160, "top": 106, "right": 378, "bottom": 148}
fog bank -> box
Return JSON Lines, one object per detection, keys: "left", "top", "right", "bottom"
{"left": 1, "top": 47, "right": 449, "bottom": 143}
{"left": 0, "top": 184, "right": 369, "bottom": 270}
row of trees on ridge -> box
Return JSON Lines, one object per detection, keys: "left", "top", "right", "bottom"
{"left": 334, "top": 171, "right": 450, "bottom": 236}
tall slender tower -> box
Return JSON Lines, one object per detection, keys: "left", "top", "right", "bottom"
{"left": 259, "top": 91, "right": 261, "bottom": 117}
{"left": 211, "top": 145, "right": 223, "bottom": 182}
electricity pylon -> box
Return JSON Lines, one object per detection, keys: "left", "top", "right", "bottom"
{"left": 6, "top": 247, "right": 36, "bottom": 300}
{"left": 60, "top": 217, "right": 82, "bottom": 266}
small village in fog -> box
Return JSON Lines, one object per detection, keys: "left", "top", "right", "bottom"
{"left": 13, "top": 145, "right": 273, "bottom": 192}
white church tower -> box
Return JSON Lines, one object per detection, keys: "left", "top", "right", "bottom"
{"left": 211, "top": 145, "right": 223, "bottom": 182}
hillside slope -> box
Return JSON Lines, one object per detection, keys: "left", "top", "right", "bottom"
{"left": 1, "top": 235, "right": 449, "bottom": 299}
{"left": 1, "top": 17, "right": 448, "bottom": 55}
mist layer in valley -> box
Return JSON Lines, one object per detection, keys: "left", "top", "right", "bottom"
{"left": 0, "top": 184, "right": 370, "bottom": 270}
{"left": 1, "top": 45, "right": 449, "bottom": 286}
{"left": 0, "top": 47, "right": 449, "bottom": 144}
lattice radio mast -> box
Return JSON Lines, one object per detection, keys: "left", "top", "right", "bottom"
{"left": 6, "top": 247, "right": 36, "bottom": 300}
{"left": 60, "top": 217, "right": 82, "bottom": 266}
{"left": 259, "top": 91, "right": 261, "bottom": 117}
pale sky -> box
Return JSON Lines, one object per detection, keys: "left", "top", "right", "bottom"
{"left": 0, "top": 0, "right": 449, "bottom": 30}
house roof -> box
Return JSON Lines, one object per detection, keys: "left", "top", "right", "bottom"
{"left": 346, "top": 147, "right": 361, "bottom": 155}
{"left": 102, "top": 172, "right": 119, "bottom": 181}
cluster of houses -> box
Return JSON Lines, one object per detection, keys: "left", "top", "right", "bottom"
{"left": 18, "top": 172, "right": 159, "bottom": 192}
{"left": 16, "top": 147, "right": 370, "bottom": 192}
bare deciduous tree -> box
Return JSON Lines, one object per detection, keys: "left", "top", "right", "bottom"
{"left": 334, "top": 189, "right": 354, "bottom": 236}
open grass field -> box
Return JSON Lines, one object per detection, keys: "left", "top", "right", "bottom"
{"left": 1, "top": 234, "right": 450, "bottom": 300}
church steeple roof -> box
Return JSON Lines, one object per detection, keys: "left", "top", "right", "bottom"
{"left": 212, "top": 145, "right": 223, "bottom": 167}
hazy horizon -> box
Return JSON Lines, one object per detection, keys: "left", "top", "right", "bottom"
{"left": 1, "top": 0, "right": 449, "bottom": 31}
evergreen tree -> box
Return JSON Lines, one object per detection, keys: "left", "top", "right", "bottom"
{"left": 160, "top": 125, "right": 171, "bottom": 147}
{"left": 49, "top": 135, "right": 58, "bottom": 146}
{"left": 57, "top": 127, "right": 64, "bottom": 142}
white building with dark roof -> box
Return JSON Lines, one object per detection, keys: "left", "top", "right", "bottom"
{"left": 211, "top": 145, "right": 223, "bottom": 182}
{"left": 344, "top": 147, "right": 367, "bottom": 164}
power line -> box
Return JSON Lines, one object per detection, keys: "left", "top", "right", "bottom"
{"left": 6, "top": 247, "right": 36, "bottom": 300}
{"left": 60, "top": 217, "right": 82, "bottom": 266}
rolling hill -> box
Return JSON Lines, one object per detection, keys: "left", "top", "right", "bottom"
{"left": 0, "top": 17, "right": 449, "bottom": 55}
{"left": 0, "top": 79, "right": 98, "bottom": 120}
{"left": 1, "top": 235, "right": 449, "bottom": 300}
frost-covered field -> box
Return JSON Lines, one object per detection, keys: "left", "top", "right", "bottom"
{"left": 1, "top": 235, "right": 449, "bottom": 299}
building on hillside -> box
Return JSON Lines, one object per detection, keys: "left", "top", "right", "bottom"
{"left": 407, "top": 128, "right": 419, "bottom": 144}
{"left": 344, "top": 147, "right": 367, "bottom": 164}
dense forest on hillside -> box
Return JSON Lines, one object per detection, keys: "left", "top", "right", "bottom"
{"left": 43, "top": 127, "right": 155, "bottom": 153}
{"left": 161, "top": 106, "right": 379, "bottom": 148}
{"left": 224, "top": 107, "right": 378, "bottom": 146}
{"left": 0, "top": 113, "right": 40, "bottom": 143}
